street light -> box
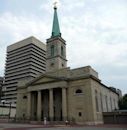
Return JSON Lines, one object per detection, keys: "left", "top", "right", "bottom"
{"left": 5, "top": 101, "right": 12, "bottom": 119}
{"left": 1, "top": 100, "right": 12, "bottom": 119}
{"left": 8, "top": 102, "right": 12, "bottom": 119}
{"left": 1, "top": 100, "right": 5, "bottom": 116}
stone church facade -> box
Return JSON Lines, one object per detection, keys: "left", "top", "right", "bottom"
{"left": 16, "top": 6, "right": 120, "bottom": 125}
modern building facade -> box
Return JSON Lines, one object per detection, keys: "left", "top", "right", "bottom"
{"left": 2, "top": 37, "right": 46, "bottom": 104}
{"left": 0, "top": 77, "right": 3, "bottom": 87}
{"left": 0, "top": 77, "right": 3, "bottom": 101}
{"left": 16, "top": 6, "right": 120, "bottom": 124}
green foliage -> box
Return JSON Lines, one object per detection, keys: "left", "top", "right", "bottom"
{"left": 119, "top": 94, "right": 127, "bottom": 110}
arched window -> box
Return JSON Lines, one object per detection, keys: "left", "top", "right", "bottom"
{"left": 100, "top": 93, "right": 103, "bottom": 112}
{"left": 50, "top": 63, "right": 54, "bottom": 67}
{"left": 78, "top": 112, "right": 82, "bottom": 117}
{"left": 61, "top": 46, "right": 64, "bottom": 56}
{"left": 51, "top": 45, "right": 54, "bottom": 56}
{"left": 95, "top": 90, "right": 99, "bottom": 112}
{"left": 75, "top": 89, "right": 83, "bottom": 94}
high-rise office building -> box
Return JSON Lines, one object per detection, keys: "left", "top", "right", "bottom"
{"left": 2, "top": 36, "right": 46, "bottom": 104}
{"left": 0, "top": 77, "right": 3, "bottom": 101}
{"left": 0, "top": 77, "right": 3, "bottom": 86}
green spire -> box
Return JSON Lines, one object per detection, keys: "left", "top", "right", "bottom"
{"left": 52, "top": 7, "right": 61, "bottom": 37}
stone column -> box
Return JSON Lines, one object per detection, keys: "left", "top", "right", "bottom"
{"left": 37, "top": 90, "right": 42, "bottom": 121}
{"left": 27, "top": 92, "right": 31, "bottom": 120}
{"left": 62, "top": 87, "right": 67, "bottom": 121}
{"left": 49, "top": 88, "right": 54, "bottom": 121}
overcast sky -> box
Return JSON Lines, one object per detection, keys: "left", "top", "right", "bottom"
{"left": 0, "top": 0, "right": 127, "bottom": 94}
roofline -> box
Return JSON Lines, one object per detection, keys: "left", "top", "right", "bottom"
{"left": 69, "top": 75, "right": 119, "bottom": 95}
{"left": 23, "top": 72, "right": 119, "bottom": 95}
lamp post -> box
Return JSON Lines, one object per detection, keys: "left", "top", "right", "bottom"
{"left": 2, "top": 101, "right": 12, "bottom": 119}
{"left": 1, "top": 100, "right": 12, "bottom": 119}
{"left": 1, "top": 100, "right": 5, "bottom": 117}
{"left": 8, "top": 102, "right": 12, "bottom": 119}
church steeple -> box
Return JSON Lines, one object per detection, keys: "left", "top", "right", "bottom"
{"left": 52, "top": 6, "right": 61, "bottom": 37}
{"left": 46, "top": 3, "right": 67, "bottom": 72}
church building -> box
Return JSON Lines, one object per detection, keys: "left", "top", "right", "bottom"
{"left": 16, "top": 5, "right": 120, "bottom": 125}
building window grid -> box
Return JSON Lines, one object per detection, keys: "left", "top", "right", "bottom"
{"left": 7, "top": 43, "right": 46, "bottom": 56}
{"left": 7, "top": 49, "right": 46, "bottom": 63}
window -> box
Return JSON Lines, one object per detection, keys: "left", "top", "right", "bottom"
{"left": 50, "top": 63, "right": 54, "bottom": 66}
{"left": 95, "top": 90, "right": 99, "bottom": 112}
{"left": 110, "top": 97, "right": 113, "bottom": 111}
{"left": 61, "top": 46, "right": 64, "bottom": 56}
{"left": 51, "top": 45, "right": 54, "bottom": 56}
{"left": 79, "top": 112, "right": 82, "bottom": 117}
{"left": 62, "top": 63, "right": 64, "bottom": 67}
{"left": 23, "top": 95, "right": 27, "bottom": 99}
{"left": 75, "top": 89, "right": 83, "bottom": 94}
{"left": 113, "top": 99, "right": 116, "bottom": 110}
{"left": 100, "top": 93, "right": 103, "bottom": 112}
{"left": 105, "top": 95, "right": 108, "bottom": 112}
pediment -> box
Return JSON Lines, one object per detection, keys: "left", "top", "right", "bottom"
{"left": 35, "top": 76, "right": 57, "bottom": 84}
{"left": 27, "top": 74, "right": 65, "bottom": 86}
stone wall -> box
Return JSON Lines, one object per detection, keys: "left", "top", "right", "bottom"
{"left": 68, "top": 78, "right": 95, "bottom": 124}
{"left": 16, "top": 87, "right": 27, "bottom": 119}
{"left": 103, "top": 112, "right": 127, "bottom": 124}
{"left": 91, "top": 78, "right": 119, "bottom": 124}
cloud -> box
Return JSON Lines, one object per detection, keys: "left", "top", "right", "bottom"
{"left": 0, "top": 12, "right": 51, "bottom": 41}
{"left": 60, "top": 0, "right": 127, "bottom": 69}
{"left": 59, "top": 0, "right": 127, "bottom": 94}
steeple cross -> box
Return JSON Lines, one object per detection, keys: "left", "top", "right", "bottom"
{"left": 53, "top": 1, "right": 58, "bottom": 9}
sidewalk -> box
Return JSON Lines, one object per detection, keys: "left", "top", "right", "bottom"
{"left": 0, "top": 123, "right": 127, "bottom": 130}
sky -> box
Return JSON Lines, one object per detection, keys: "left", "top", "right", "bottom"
{"left": 0, "top": 0, "right": 127, "bottom": 94}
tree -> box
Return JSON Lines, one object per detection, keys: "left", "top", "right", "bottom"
{"left": 119, "top": 94, "right": 127, "bottom": 110}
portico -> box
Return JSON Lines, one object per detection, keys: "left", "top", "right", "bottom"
{"left": 27, "top": 87, "right": 67, "bottom": 121}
